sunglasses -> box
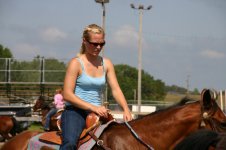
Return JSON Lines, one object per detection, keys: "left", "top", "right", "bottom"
{"left": 87, "top": 40, "right": 106, "bottom": 47}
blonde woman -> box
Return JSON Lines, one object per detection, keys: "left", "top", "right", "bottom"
{"left": 60, "top": 24, "right": 132, "bottom": 150}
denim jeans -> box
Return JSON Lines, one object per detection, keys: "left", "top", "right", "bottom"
{"left": 44, "top": 108, "right": 57, "bottom": 129}
{"left": 59, "top": 107, "right": 88, "bottom": 150}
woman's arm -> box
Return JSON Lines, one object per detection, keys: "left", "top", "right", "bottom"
{"left": 105, "top": 58, "right": 132, "bottom": 121}
{"left": 63, "top": 58, "right": 94, "bottom": 110}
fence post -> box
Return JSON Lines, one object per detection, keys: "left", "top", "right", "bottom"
{"left": 220, "top": 90, "right": 223, "bottom": 111}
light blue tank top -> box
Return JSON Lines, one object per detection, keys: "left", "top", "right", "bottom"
{"left": 66, "top": 57, "right": 106, "bottom": 107}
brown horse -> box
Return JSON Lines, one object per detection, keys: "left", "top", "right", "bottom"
{"left": 0, "top": 130, "right": 41, "bottom": 150}
{"left": 2, "top": 89, "right": 226, "bottom": 150}
{"left": 0, "top": 116, "right": 20, "bottom": 141}
{"left": 33, "top": 96, "right": 63, "bottom": 131}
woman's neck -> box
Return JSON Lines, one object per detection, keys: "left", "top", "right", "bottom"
{"left": 83, "top": 54, "right": 101, "bottom": 68}
{"left": 84, "top": 53, "right": 99, "bottom": 62}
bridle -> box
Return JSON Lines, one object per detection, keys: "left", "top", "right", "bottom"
{"left": 200, "top": 99, "right": 226, "bottom": 132}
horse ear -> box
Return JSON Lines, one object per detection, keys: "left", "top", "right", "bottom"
{"left": 201, "top": 89, "right": 218, "bottom": 110}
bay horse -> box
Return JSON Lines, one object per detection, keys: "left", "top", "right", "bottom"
{"left": 0, "top": 116, "right": 20, "bottom": 141}
{"left": 174, "top": 129, "right": 226, "bottom": 150}
{"left": 33, "top": 96, "right": 63, "bottom": 131}
{"left": 2, "top": 89, "right": 226, "bottom": 150}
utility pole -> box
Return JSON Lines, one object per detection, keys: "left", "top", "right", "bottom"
{"left": 186, "top": 75, "right": 190, "bottom": 96}
{"left": 130, "top": 4, "right": 152, "bottom": 113}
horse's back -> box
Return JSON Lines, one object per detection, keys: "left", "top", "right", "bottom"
{"left": 1, "top": 130, "right": 41, "bottom": 150}
{"left": 96, "top": 123, "right": 148, "bottom": 150}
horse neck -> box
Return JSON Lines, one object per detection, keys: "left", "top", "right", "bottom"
{"left": 132, "top": 102, "right": 202, "bottom": 146}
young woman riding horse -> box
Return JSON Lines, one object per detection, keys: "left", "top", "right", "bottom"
{"left": 2, "top": 89, "right": 226, "bottom": 150}
{"left": 33, "top": 96, "right": 63, "bottom": 131}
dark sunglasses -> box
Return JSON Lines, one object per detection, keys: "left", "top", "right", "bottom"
{"left": 87, "top": 40, "right": 105, "bottom": 47}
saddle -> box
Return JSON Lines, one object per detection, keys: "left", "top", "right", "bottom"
{"left": 39, "top": 112, "right": 114, "bottom": 146}
{"left": 48, "top": 109, "right": 64, "bottom": 131}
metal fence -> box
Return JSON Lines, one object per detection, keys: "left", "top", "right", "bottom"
{"left": 0, "top": 58, "right": 68, "bottom": 84}
{"left": 0, "top": 58, "right": 69, "bottom": 103}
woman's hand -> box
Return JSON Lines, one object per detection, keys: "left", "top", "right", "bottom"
{"left": 92, "top": 105, "right": 109, "bottom": 118}
{"left": 123, "top": 110, "right": 132, "bottom": 121}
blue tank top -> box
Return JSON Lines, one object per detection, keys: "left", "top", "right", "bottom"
{"left": 66, "top": 57, "right": 106, "bottom": 106}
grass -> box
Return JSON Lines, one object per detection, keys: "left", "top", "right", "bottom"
{"left": 28, "top": 122, "right": 43, "bottom": 132}
{"left": 164, "top": 93, "right": 200, "bottom": 103}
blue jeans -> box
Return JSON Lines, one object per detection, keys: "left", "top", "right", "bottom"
{"left": 59, "top": 107, "right": 89, "bottom": 150}
{"left": 44, "top": 108, "right": 57, "bottom": 129}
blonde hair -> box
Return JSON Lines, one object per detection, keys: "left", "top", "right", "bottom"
{"left": 77, "top": 24, "right": 105, "bottom": 56}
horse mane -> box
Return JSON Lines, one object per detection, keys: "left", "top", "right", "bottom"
{"left": 136, "top": 97, "right": 199, "bottom": 120}
{"left": 176, "top": 96, "right": 198, "bottom": 106}
{"left": 174, "top": 129, "right": 220, "bottom": 150}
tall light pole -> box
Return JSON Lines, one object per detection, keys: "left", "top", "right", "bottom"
{"left": 95, "top": 0, "right": 109, "bottom": 56}
{"left": 95, "top": 0, "right": 109, "bottom": 105}
{"left": 131, "top": 4, "right": 152, "bottom": 113}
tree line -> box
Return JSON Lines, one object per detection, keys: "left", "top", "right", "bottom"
{"left": 0, "top": 44, "right": 199, "bottom": 103}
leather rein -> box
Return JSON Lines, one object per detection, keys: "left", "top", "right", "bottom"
{"left": 125, "top": 121, "right": 154, "bottom": 150}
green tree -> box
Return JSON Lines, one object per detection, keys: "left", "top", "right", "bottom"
{"left": 107, "top": 64, "right": 166, "bottom": 104}
{"left": 0, "top": 44, "right": 13, "bottom": 82}
{"left": 0, "top": 44, "right": 13, "bottom": 58}
{"left": 44, "top": 58, "right": 66, "bottom": 82}
{"left": 165, "top": 85, "right": 187, "bottom": 94}
{"left": 192, "top": 88, "right": 200, "bottom": 94}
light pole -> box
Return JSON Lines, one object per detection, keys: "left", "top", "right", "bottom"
{"left": 95, "top": 0, "right": 109, "bottom": 105}
{"left": 131, "top": 4, "right": 152, "bottom": 113}
{"left": 95, "top": 0, "right": 109, "bottom": 33}
{"left": 95, "top": 0, "right": 109, "bottom": 56}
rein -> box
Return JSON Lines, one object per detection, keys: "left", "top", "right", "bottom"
{"left": 125, "top": 121, "right": 154, "bottom": 150}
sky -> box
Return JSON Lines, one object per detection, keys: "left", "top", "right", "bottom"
{"left": 0, "top": 0, "right": 226, "bottom": 92}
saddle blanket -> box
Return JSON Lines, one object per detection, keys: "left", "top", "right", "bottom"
{"left": 27, "top": 120, "right": 117, "bottom": 150}
{"left": 27, "top": 133, "right": 60, "bottom": 150}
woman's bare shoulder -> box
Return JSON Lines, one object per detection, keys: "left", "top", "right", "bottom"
{"left": 103, "top": 57, "right": 114, "bottom": 71}
{"left": 67, "top": 57, "right": 80, "bottom": 66}
{"left": 103, "top": 57, "right": 113, "bottom": 65}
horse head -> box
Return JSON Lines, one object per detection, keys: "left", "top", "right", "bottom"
{"left": 200, "top": 89, "right": 226, "bottom": 132}
{"left": 33, "top": 96, "right": 46, "bottom": 112}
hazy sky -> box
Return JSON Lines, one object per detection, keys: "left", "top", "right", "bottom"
{"left": 0, "top": 0, "right": 225, "bottom": 92}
